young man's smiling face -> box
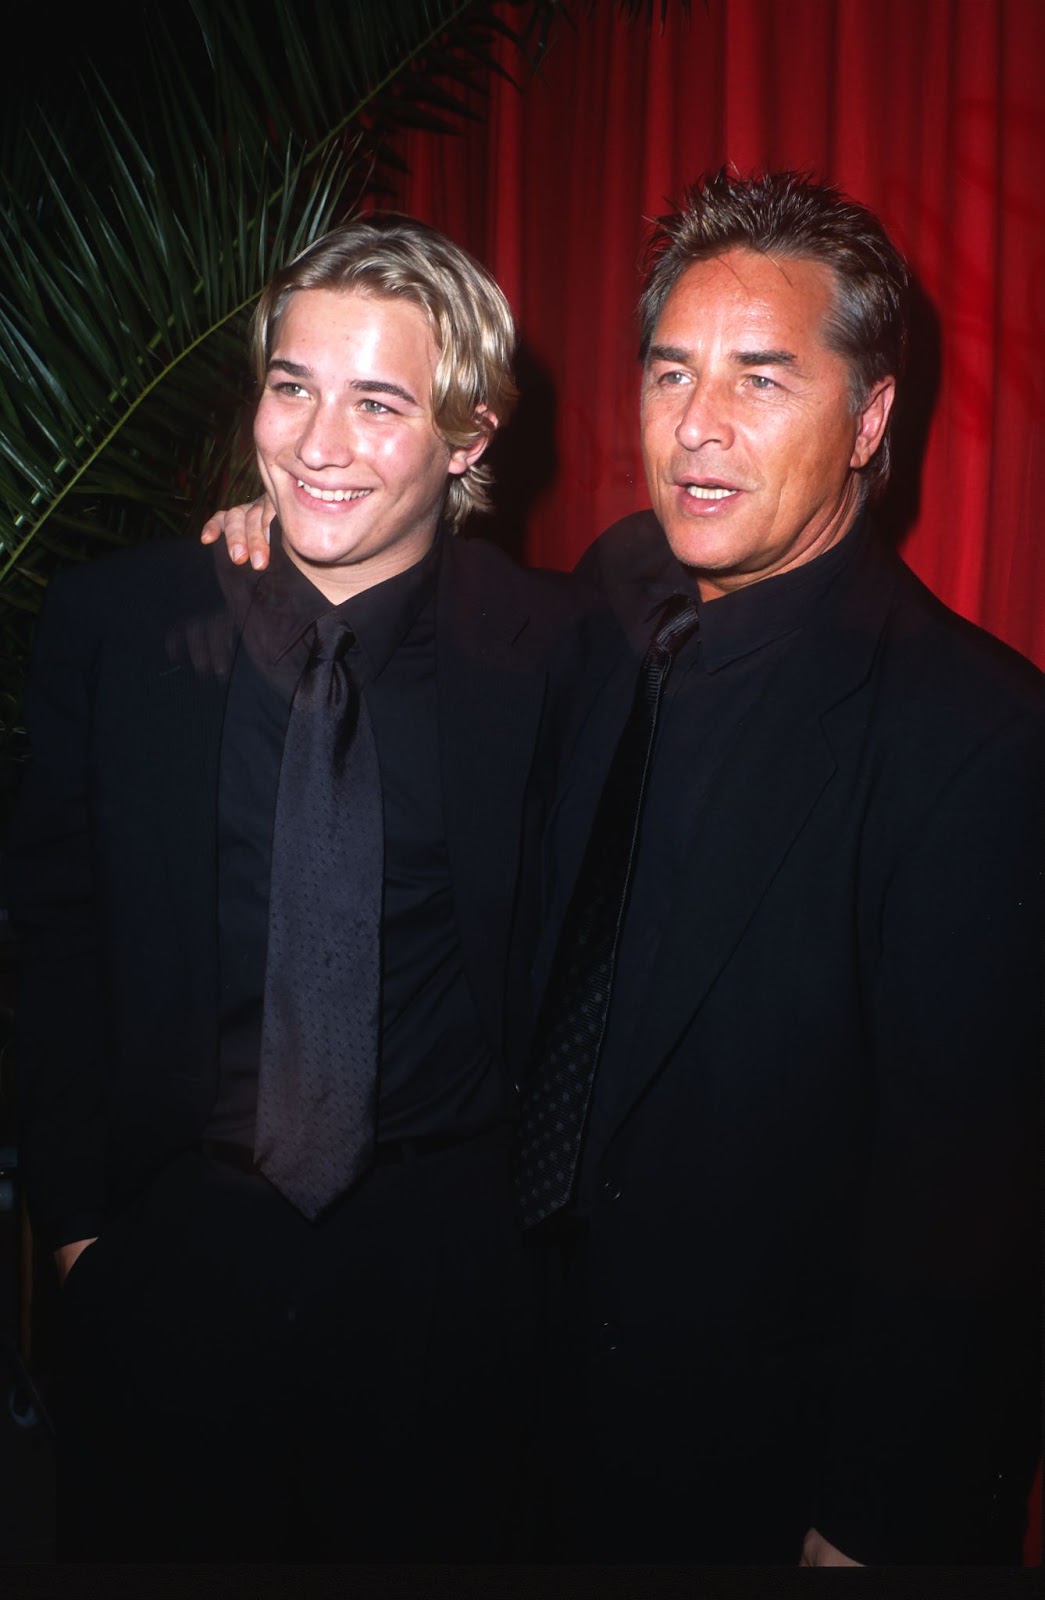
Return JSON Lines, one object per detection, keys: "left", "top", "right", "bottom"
{"left": 640, "top": 248, "right": 894, "bottom": 600}
{"left": 253, "top": 287, "right": 484, "bottom": 601}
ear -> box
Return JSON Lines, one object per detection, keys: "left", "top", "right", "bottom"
{"left": 447, "top": 406, "right": 498, "bottom": 478}
{"left": 850, "top": 378, "right": 896, "bottom": 470}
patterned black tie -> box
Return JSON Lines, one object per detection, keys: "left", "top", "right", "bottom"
{"left": 514, "top": 594, "right": 700, "bottom": 1228}
{"left": 255, "top": 613, "right": 383, "bottom": 1220}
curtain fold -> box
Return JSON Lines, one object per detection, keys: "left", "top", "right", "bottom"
{"left": 385, "top": 3, "right": 1044, "bottom": 1562}
{"left": 388, "top": 0, "right": 1044, "bottom": 666}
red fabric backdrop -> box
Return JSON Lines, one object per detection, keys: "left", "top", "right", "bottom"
{"left": 384, "top": 0, "right": 1044, "bottom": 1561}
{"left": 386, "top": 0, "right": 1044, "bottom": 669}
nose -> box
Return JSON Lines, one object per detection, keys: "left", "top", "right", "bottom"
{"left": 674, "top": 378, "right": 734, "bottom": 453}
{"left": 295, "top": 399, "right": 355, "bottom": 470}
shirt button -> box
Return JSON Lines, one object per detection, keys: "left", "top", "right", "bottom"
{"left": 599, "top": 1320, "right": 622, "bottom": 1352}
{"left": 602, "top": 1176, "right": 623, "bottom": 1201}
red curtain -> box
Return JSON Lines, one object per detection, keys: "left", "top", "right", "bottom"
{"left": 384, "top": 1, "right": 1044, "bottom": 1561}
{"left": 386, "top": 0, "right": 1044, "bottom": 668}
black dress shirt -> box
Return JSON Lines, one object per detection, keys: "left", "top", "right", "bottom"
{"left": 574, "top": 519, "right": 871, "bottom": 1203}
{"left": 208, "top": 530, "right": 503, "bottom": 1149}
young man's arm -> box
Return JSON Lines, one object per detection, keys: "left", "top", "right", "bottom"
{"left": 7, "top": 570, "right": 110, "bottom": 1260}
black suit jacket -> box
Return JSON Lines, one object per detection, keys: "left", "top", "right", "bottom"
{"left": 9, "top": 532, "right": 587, "bottom": 1252}
{"left": 533, "top": 511, "right": 1043, "bottom": 1563}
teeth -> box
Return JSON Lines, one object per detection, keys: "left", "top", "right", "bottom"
{"left": 297, "top": 481, "right": 370, "bottom": 503}
{"left": 685, "top": 485, "right": 736, "bottom": 500}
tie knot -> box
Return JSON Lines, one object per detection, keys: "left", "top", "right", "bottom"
{"left": 650, "top": 593, "right": 700, "bottom": 658}
{"left": 310, "top": 614, "right": 355, "bottom": 667}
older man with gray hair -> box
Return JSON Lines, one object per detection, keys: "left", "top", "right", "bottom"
{"left": 516, "top": 169, "right": 1042, "bottom": 1566}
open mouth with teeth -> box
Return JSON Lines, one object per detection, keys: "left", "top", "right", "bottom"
{"left": 297, "top": 480, "right": 372, "bottom": 504}
{"left": 684, "top": 484, "right": 738, "bottom": 501}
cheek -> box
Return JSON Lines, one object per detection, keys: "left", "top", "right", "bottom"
{"left": 796, "top": 428, "right": 856, "bottom": 503}
{"left": 640, "top": 413, "right": 674, "bottom": 479}
{"left": 252, "top": 404, "right": 284, "bottom": 463}
{"left": 369, "top": 431, "right": 406, "bottom": 471}
{"left": 405, "top": 435, "right": 454, "bottom": 490}
{"left": 763, "top": 413, "right": 845, "bottom": 496}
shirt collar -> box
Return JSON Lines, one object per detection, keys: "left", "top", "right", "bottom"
{"left": 641, "top": 514, "right": 870, "bottom": 672}
{"left": 338, "top": 532, "right": 441, "bottom": 681}
{"left": 232, "top": 522, "right": 441, "bottom": 680}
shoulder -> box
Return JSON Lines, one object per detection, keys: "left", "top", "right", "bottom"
{"left": 44, "top": 538, "right": 230, "bottom": 613}
{"left": 442, "top": 530, "right": 606, "bottom": 641}
{"left": 871, "top": 544, "right": 1043, "bottom": 733}
{"left": 821, "top": 540, "right": 1044, "bottom": 836}
{"left": 445, "top": 530, "right": 583, "bottom": 598}
{"left": 37, "top": 540, "right": 246, "bottom": 645}
{"left": 574, "top": 510, "right": 669, "bottom": 591}
{"left": 572, "top": 511, "right": 686, "bottom": 638}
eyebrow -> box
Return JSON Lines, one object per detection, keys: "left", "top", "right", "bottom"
{"left": 732, "top": 348, "right": 798, "bottom": 368}
{"left": 266, "top": 358, "right": 419, "bottom": 405}
{"left": 646, "top": 343, "right": 799, "bottom": 369}
{"left": 267, "top": 358, "right": 311, "bottom": 380}
{"left": 350, "top": 378, "right": 419, "bottom": 405}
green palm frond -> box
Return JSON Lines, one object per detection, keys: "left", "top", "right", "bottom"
{"left": 0, "top": 0, "right": 567, "bottom": 803}
{"left": 0, "top": 112, "right": 351, "bottom": 590}
{"left": 0, "top": 1, "right": 688, "bottom": 806}
{"left": 0, "top": 3, "right": 550, "bottom": 610}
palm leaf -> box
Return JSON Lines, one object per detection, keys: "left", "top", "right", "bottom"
{"left": 0, "top": 1, "right": 684, "bottom": 801}
{"left": 0, "top": 3, "right": 562, "bottom": 607}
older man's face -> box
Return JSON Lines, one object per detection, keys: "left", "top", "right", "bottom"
{"left": 640, "top": 248, "right": 893, "bottom": 600}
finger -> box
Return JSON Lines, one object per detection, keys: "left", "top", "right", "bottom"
{"left": 199, "top": 506, "right": 249, "bottom": 563}
{"left": 200, "top": 511, "right": 226, "bottom": 546}
{"left": 245, "top": 495, "right": 275, "bottom": 571}
{"left": 217, "top": 503, "right": 253, "bottom": 565}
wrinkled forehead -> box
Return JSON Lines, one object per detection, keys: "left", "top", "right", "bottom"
{"left": 651, "top": 248, "right": 842, "bottom": 352}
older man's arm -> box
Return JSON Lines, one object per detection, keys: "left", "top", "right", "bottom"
{"left": 813, "top": 711, "right": 1043, "bottom": 1564}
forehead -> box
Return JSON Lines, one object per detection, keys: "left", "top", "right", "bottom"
{"left": 272, "top": 286, "right": 437, "bottom": 366}
{"left": 652, "top": 248, "right": 839, "bottom": 352}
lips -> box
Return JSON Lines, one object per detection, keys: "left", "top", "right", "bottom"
{"left": 675, "top": 476, "right": 746, "bottom": 509}
{"left": 296, "top": 479, "right": 372, "bottom": 504}
{"left": 684, "top": 484, "right": 738, "bottom": 500}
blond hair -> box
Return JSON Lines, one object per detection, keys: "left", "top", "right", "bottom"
{"left": 253, "top": 215, "right": 518, "bottom": 529}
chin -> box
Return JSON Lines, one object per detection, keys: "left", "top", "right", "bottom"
{"left": 281, "top": 519, "right": 361, "bottom": 567}
{"left": 660, "top": 523, "right": 744, "bottom": 574}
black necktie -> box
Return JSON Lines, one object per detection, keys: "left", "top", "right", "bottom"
{"left": 255, "top": 613, "right": 383, "bottom": 1220}
{"left": 514, "top": 594, "right": 701, "bottom": 1228}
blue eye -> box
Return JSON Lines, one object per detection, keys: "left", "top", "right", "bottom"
{"left": 359, "top": 398, "right": 392, "bottom": 414}
{"left": 748, "top": 374, "right": 777, "bottom": 391}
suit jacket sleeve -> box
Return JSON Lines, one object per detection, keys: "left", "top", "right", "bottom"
{"left": 7, "top": 570, "right": 110, "bottom": 1250}
{"left": 816, "top": 708, "right": 1043, "bottom": 1562}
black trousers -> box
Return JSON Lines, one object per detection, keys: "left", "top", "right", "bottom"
{"left": 58, "top": 1126, "right": 532, "bottom": 1561}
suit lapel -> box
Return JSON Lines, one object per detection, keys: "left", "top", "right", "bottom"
{"left": 593, "top": 534, "right": 900, "bottom": 1138}
{"left": 436, "top": 536, "right": 546, "bottom": 1057}
{"left": 607, "top": 677, "right": 836, "bottom": 1130}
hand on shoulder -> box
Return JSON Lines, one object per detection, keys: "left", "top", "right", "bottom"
{"left": 200, "top": 496, "right": 275, "bottom": 570}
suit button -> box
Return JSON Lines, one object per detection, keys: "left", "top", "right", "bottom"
{"left": 599, "top": 1320, "right": 622, "bottom": 1352}
{"left": 602, "top": 1176, "right": 623, "bottom": 1201}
